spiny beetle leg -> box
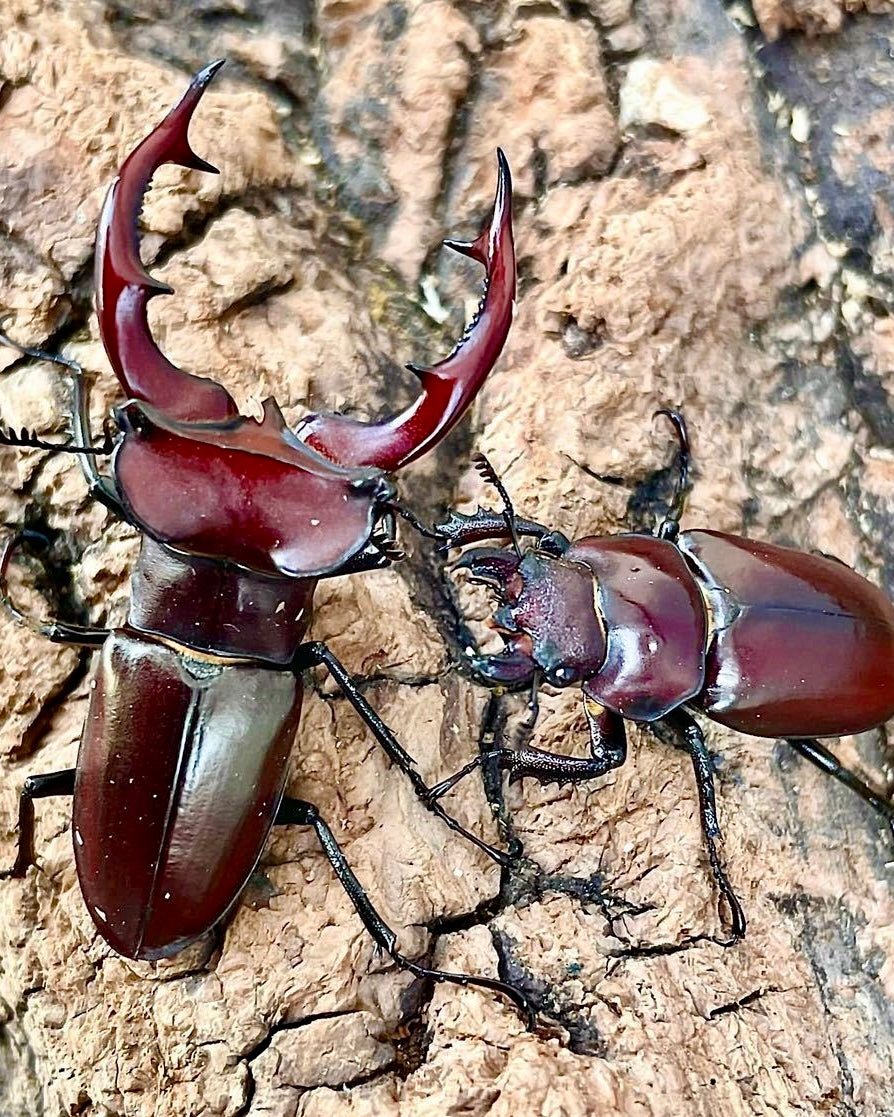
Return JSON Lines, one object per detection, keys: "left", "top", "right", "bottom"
{"left": 274, "top": 796, "right": 537, "bottom": 1029}
{"left": 0, "top": 769, "right": 76, "bottom": 879}
{"left": 786, "top": 737, "right": 894, "bottom": 827}
{"left": 435, "top": 506, "right": 556, "bottom": 552}
{"left": 429, "top": 699, "right": 627, "bottom": 800}
{"left": 293, "top": 642, "right": 514, "bottom": 868}
{"left": 660, "top": 711, "right": 747, "bottom": 944}
{"left": 1, "top": 534, "right": 110, "bottom": 647}
{"left": 0, "top": 329, "right": 124, "bottom": 515}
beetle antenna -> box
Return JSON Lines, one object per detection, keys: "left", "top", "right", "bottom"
{"left": 654, "top": 409, "right": 691, "bottom": 541}
{"left": 388, "top": 501, "right": 443, "bottom": 540}
{"left": 472, "top": 452, "right": 522, "bottom": 558}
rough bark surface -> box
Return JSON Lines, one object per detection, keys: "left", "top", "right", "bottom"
{"left": 2, "top": 2, "right": 894, "bottom": 1115}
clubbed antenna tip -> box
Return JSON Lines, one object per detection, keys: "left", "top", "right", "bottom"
{"left": 472, "top": 452, "right": 522, "bottom": 557}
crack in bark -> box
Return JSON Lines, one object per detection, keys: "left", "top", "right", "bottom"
{"left": 707, "top": 984, "right": 780, "bottom": 1019}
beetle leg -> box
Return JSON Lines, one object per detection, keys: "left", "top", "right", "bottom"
{"left": 0, "top": 329, "right": 124, "bottom": 516}
{"left": 429, "top": 697, "right": 628, "bottom": 799}
{"left": 653, "top": 409, "right": 691, "bottom": 542}
{"left": 293, "top": 642, "right": 514, "bottom": 867}
{"left": 660, "top": 711, "right": 747, "bottom": 944}
{"left": 321, "top": 545, "right": 392, "bottom": 577}
{"left": 0, "top": 769, "right": 75, "bottom": 878}
{"left": 786, "top": 737, "right": 894, "bottom": 826}
{"left": 435, "top": 506, "right": 557, "bottom": 552}
{"left": 273, "top": 796, "right": 537, "bottom": 1029}
{"left": 1, "top": 534, "right": 110, "bottom": 647}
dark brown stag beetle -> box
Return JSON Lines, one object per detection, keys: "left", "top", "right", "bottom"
{"left": 0, "top": 61, "right": 538, "bottom": 1025}
{"left": 427, "top": 413, "right": 894, "bottom": 942}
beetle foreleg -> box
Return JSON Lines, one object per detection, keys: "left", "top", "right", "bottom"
{"left": 428, "top": 698, "right": 627, "bottom": 799}
{"left": 661, "top": 711, "right": 746, "bottom": 943}
{"left": 435, "top": 506, "right": 557, "bottom": 552}
{"left": 654, "top": 409, "right": 691, "bottom": 542}
{"left": 0, "top": 328, "right": 124, "bottom": 516}
{"left": 786, "top": 737, "right": 894, "bottom": 827}
{"left": 293, "top": 642, "right": 514, "bottom": 867}
{"left": 1, "top": 534, "right": 110, "bottom": 647}
{"left": 321, "top": 545, "right": 393, "bottom": 577}
{"left": 0, "top": 769, "right": 75, "bottom": 878}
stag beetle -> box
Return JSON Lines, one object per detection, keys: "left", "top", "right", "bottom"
{"left": 428, "top": 414, "right": 894, "bottom": 941}
{"left": 0, "top": 61, "right": 537, "bottom": 1025}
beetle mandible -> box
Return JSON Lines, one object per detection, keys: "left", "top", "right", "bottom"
{"left": 0, "top": 61, "right": 537, "bottom": 1025}
{"left": 427, "top": 412, "right": 894, "bottom": 940}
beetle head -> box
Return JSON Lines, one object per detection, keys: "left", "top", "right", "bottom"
{"left": 114, "top": 397, "right": 396, "bottom": 578}
{"left": 95, "top": 62, "right": 515, "bottom": 578}
{"left": 457, "top": 545, "right": 606, "bottom": 688}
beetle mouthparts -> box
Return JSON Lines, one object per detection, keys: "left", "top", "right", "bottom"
{"left": 453, "top": 546, "right": 521, "bottom": 590}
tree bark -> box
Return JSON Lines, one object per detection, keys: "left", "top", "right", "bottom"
{"left": 2, "top": 2, "right": 894, "bottom": 1114}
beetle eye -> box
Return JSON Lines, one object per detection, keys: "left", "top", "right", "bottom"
{"left": 538, "top": 531, "right": 570, "bottom": 557}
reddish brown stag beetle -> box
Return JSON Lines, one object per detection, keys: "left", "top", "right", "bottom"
{"left": 0, "top": 61, "right": 538, "bottom": 1025}
{"left": 427, "top": 413, "right": 894, "bottom": 941}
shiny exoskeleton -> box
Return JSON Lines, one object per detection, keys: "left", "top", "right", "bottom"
{"left": 0, "top": 62, "right": 536, "bottom": 1025}
{"left": 430, "top": 417, "right": 894, "bottom": 940}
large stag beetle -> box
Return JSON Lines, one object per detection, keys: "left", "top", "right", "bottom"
{"left": 0, "top": 61, "right": 536, "bottom": 1025}
{"left": 429, "top": 415, "right": 894, "bottom": 941}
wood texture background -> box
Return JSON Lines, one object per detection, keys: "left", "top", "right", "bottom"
{"left": 2, "top": 1, "right": 894, "bottom": 1114}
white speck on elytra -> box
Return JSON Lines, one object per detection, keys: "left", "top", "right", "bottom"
{"left": 310, "top": 518, "right": 320, "bottom": 527}
{"left": 75, "top": 829, "right": 84, "bottom": 846}
{"left": 95, "top": 907, "right": 107, "bottom": 922}
{"left": 164, "top": 892, "right": 171, "bottom": 900}
{"left": 275, "top": 601, "right": 286, "bottom": 613}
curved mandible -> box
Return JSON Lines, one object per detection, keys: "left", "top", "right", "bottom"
{"left": 296, "top": 151, "right": 515, "bottom": 472}
{"left": 95, "top": 60, "right": 238, "bottom": 422}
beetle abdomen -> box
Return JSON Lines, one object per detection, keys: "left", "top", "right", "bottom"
{"left": 680, "top": 530, "right": 894, "bottom": 737}
{"left": 73, "top": 632, "right": 302, "bottom": 959}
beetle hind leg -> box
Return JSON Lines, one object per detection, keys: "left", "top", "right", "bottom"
{"left": 274, "top": 796, "right": 538, "bottom": 1029}
{"left": 1, "top": 769, "right": 75, "bottom": 878}
{"left": 785, "top": 737, "right": 894, "bottom": 826}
